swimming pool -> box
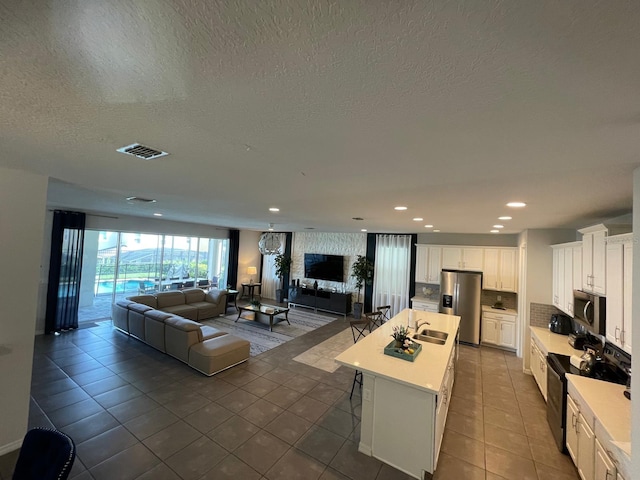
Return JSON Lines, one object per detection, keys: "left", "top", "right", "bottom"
{"left": 96, "top": 280, "right": 154, "bottom": 295}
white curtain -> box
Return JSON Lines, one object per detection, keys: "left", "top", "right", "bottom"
{"left": 372, "top": 234, "right": 411, "bottom": 317}
{"left": 261, "top": 233, "right": 286, "bottom": 300}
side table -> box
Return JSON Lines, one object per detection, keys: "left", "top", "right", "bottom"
{"left": 226, "top": 289, "right": 239, "bottom": 313}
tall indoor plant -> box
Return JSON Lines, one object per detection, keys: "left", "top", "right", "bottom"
{"left": 274, "top": 253, "right": 293, "bottom": 304}
{"left": 351, "top": 255, "right": 374, "bottom": 319}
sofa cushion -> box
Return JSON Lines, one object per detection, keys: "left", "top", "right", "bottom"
{"left": 127, "top": 295, "right": 157, "bottom": 309}
{"left": 164, "top": 316, "right": 204, "bottom": 362}
{"left": 161, "top": 304, "right": 199, "bottom": 321}
{"left": 144, "top": 309, "right": 174, "bottom": 352}
{"left": 183, "top": 288, "right": 205, "bottom": 304}
{"left": 129, "top": 303, "right": 154, "bottom": 314}
{"left": 156, "top": 291, "right": 186, "bottom": 308}
{"left": 190, "top": 301, "right": 221, "bottom": 321}
{"left": 188, "top": 335, "right": 250, "bottom": 376}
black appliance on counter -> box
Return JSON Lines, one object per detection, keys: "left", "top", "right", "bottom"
{"left": 549, "top": 313, "right": 573, "bottom": 335}
{"left": 546, "top": 342, "right": 630, "bottom": 453}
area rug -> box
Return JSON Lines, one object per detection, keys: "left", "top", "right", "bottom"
{"left": 202, "top": 308, "right": 338, "bottom": 356}
{"left": 292, "top": 328, "right": 354, "bottom": 373}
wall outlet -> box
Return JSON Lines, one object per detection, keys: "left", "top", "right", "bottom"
{"left": 363, "top": 388, "right": 372, "bottom": 401}
{"left": 497, "top": 295, "right": 502, "bottom": 301}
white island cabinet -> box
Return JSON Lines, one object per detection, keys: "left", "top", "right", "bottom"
{"left": 335, "top": 309, "right": 460, "bottom": 479}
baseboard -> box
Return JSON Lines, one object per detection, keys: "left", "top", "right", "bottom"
{"left": 0, "top": 438, "right": 22, "bottom": 456}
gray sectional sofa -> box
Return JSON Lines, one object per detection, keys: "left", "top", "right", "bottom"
{"left": 111, "top": 288, "right": 250, "bottom": 376}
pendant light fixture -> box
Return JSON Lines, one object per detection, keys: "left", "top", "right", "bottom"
{"left": 258, "top": 224, "right": 281, "bottom": 255}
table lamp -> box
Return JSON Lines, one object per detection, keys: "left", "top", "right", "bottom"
{"left": 247, "top": 266, "right": 257, "bottom": 284}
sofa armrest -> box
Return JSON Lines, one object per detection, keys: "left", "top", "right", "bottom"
{"left": 205, "top": 289, "right": 228, "bottom": 305}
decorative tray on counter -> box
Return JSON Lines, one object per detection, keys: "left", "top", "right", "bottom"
{"left": 383, "top": 341, "right": 422, "bottom": 362}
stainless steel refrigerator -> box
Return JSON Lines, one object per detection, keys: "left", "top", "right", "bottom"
{"left": 439, "top": 270, "right": 482, "bottom": 345}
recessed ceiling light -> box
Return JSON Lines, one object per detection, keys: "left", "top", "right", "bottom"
{"left": 413, "top": 217, "right": 423, "bottom": 222}
{"left": 394, "top": 206, "right": 408, "bottom": 211}
{"left": 498, "top": 216, "right": 512, "bottom": 221}
{"left": 424, "top": 224, "right": 434, "bottom": 228}
{"left": 491, "top": 230, "right": 500, "bottom": 233}
{"left": 153, "top": 213, "right": 163, "bottom": 217}
{"left": 506, "top": 202, "right": 526, "bottom": 208}
{"left": 269, "top": 207, "right": 280, "bottom": 212}
{"left": 493, "top": 225, "right": 504, "bottom": 229}
{"left": 361, "top": 229, "right": 367, "bottom": 232}
{"left": 125, "top": 196, "right": 157, "bottom": 204}
{"left": 433, "top": 229, "right": 441, "bottom": 232}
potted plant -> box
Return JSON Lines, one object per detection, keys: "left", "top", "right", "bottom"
{"left": 274, "top": 253, "right": 293, "bottom": 304}
{"left": 351, "top": 255, "right": 374, "bottom": 319}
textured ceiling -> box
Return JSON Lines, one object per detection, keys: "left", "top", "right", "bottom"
{"left": 1, "top": 1, "right": 639, "bottom": 234}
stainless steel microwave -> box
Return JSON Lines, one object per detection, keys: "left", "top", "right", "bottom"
{"left": 572, "top": 290, "right": 606, "bottom": 335}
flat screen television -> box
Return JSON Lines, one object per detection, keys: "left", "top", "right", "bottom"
{"left": 304, "top": 253, "right": 344, "bottom": 282}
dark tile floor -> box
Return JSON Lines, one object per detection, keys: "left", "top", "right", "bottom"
{"left": 0, "top": 316, "right": 579, "bottom": 480}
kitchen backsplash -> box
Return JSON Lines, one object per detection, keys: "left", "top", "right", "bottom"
{"left": 530, "top": 302, "right": 565, "bottom": 328}
{"left": 481, "top": 290, "right": 517, "bottom": 310}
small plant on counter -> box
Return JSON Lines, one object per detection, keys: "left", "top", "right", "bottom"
{"left": 391, "top": 325, "right": 411, "bottom": 349}
{"left": 249, "top": 299, "right": 261, "bottom": 308}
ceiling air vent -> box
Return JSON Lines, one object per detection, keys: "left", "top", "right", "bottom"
{"left": 117, "top": 143, "right": 169, "bottom": 160}
{"left": 126, "top": 196, "right": 157, "bottom": 204}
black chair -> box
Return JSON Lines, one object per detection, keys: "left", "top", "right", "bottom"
{"left": 12, "top": 427, "right": 75, "bottom": 480}
{"left": 376, "top": 305, "right": 391, "bottom": 324}
{"left": 349, "top": 313, "right": 375, "bottom": 399}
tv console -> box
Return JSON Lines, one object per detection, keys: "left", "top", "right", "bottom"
{"left": 287, "top": 287, "right": 352, "bottom": 318}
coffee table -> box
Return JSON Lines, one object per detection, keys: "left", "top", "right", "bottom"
{"left": 236, "top": 304, "right": 290, "bottom": 332}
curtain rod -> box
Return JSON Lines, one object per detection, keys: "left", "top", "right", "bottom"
{"left": 48, "top": 209, "right": 119, "bottom": 219}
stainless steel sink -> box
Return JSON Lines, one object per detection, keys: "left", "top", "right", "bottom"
{"left": 412, "top": 334, "right": 446, "bottom": 345}
{"left": 418, "top": 329, "right": 448, "bottom": 341}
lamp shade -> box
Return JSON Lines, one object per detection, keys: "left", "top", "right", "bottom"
{"left": 247, "top": 266, "right": 257, "bottom": 276}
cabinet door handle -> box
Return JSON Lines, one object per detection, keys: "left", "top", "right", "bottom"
{"left": 621, "top": 329, "right": 625, "bottom": 345}
{"left": 615, "top": 326, "right": 620, "bottom": 341}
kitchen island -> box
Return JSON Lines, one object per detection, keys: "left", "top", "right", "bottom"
{"left": 335, "top": 308, "right": 460, "bottom": 479}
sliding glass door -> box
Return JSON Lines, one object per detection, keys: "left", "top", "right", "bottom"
{"left": 79, "top": 231, "right": 229, "bottom": 323}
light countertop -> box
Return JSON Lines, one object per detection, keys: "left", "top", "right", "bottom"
{"left": 481, "top": 305, "right": 518, "bottom": 315}
{"left": 566, "top": 375, "right": 631, "bottom": 477}
{"left": 530, "top": 326, "right": 583, "bottom": 356}
{"left": 334, "top": 309, "right": 460, "bottom": 395}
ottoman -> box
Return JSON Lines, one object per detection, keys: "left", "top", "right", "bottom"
{"left": 188, "top": 335, "right": 250, "bottom": 376}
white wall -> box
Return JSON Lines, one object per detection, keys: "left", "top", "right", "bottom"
{"left": 417, "top": 232, "right": 519, "bottom": 247}
{"left": 0, "top": 167, "right": 48, "bottom": 454}
{"left": 238, "top": 231, "right": 262, "bottom": 290}
{"left": 632, "top": 168, "right": 640, "bottom": 478}
{"left": 518, "top": 228, "right": 583, "bottom": 368}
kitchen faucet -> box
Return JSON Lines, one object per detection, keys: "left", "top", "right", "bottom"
{"left": 415, "top": 320, "right": 430, "bottom": 331}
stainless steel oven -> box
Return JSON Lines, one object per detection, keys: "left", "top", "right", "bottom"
{"left": 573, "top": 290, "right": 606, "bottom": 335}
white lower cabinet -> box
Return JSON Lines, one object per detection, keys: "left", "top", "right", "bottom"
{"left": 566, "top": 393, "right": 595, "bottom": 480}
{"left": 482, "top": 311, "right": 516, "bottom": 350}
{"left": 530, "top": 334, "right": 547, "bottom": 401}
{"left": 412, "top": 300, "right": 439, "bottom": 313}
{"left": 595, "top": 438, "right": 616, "bottom": 480}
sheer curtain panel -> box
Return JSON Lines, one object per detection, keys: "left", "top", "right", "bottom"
{"left": 261, "top": 233, "right": 285, "bottom": 300}
{"left": 45, "top": 211, "right": 86, "bottom": 333}
{"left": 372, "top": 235, "right": 411, "bottom": 317}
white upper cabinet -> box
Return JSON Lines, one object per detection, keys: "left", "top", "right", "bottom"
{"left": 551, "top": 241, "right": 582, "bottom": 316}
{"left": 580, "top": 224, "right": 608, "bottom": 295}
{"left": 606, "top": 234, "right": 633, "bottom": 353}
{"left": 415, "top": 245, "right": 443, "bottom": 284}
{"left": 442, "top": 247, "right": 483, "bottom": 271}
{"left": 416, "top": 245, "right": 428, "bottom": 283}
{"left": 483, "top": 248, "right": 518, "bottom": 292}
{"left": 580, "top": 223, "right": 631, "bottom": 296}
